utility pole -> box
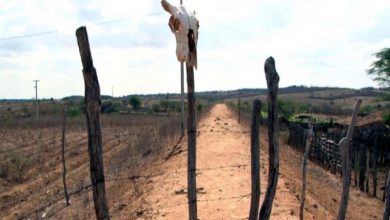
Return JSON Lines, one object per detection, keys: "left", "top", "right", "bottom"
{"left": 33, "top": 80, "right": 40, "bottom": 120}
{"left": 180, "top": 62, "right": 185, "bottom": 136}
{"left": 238, "top": 91, "right": 241, "bottom": 123}
{"left": 112, "top": 85, "right": 114, "bottom": 98}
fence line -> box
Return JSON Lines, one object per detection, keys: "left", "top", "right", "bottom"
{"left": 11, "top": 163, "right": 251, "bottom": 219}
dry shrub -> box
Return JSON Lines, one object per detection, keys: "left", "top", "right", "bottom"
{"left": 0, "top": 151, "right": 33, "bottom": 182}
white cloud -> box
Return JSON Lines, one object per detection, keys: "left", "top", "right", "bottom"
{"left": 0, "top": 0, "right": 389, "bottom": 99}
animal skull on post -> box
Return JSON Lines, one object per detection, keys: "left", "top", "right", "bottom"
{"left": 161, "top": 0, "right": 199, "bottom": 69}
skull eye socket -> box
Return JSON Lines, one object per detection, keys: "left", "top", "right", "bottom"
{"left": 188, "top": 29, "right": 196, "bottom": 52}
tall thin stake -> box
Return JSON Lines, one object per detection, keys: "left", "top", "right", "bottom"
{"left": 61, "top": 108, "right": 70, "bottom": 206}
{"left": 186, "top": 63, "right": 197, "bottom": 220}
{"left": 249, "top": 100, "right": 261, "bottom": 220}
{"left": 383, "top": 169, "right": 390, "bottom": 220}
{"left": 336, "top": 98, "right": 362, "bottom": 220}
{"left": 300, "top": 124, "right": 313, "bottom": 220}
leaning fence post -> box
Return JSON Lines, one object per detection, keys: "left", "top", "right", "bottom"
{"left": 61, "top": 108, "right": 70, "bottom": 206}
{"left": 383, "top": 169, "right": 390, "bottom": 220}
{"left": 300, "top": 124, "right": 313, "bottom": 220}
{"left": 186, "top": 63, "right": 197, "bottom": 220}
{"left": 76, "top": 26, "right": 110, "bottom": 220}
{"left": 336, "top": 98, "right": 362, "bottom": 220}
{"left": 249, "top": 100, "right": 261, "bottom": 220}
{"left": 259, "top": 56, "right": 280, "bottom": 220}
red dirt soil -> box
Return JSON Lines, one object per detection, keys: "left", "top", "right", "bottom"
{"left": 130, "top": 103, "right": 384, "bottom": 219}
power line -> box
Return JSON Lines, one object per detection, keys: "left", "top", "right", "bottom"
{"left": 0, "top": 12, "right": 163, "bottom": 42}
{"left": 0, "top": 30, "right": 58, "bottom": 41}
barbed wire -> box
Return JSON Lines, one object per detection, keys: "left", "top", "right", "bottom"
{"left": 10, "top": 163, "right": 251, "bottom": 219}
{"left": 134, "top": 193, "right": 252, "bottom": 217}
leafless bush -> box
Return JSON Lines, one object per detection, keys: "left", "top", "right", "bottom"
{"left": 0, "top": 151, "right": 33, "bottom": 182}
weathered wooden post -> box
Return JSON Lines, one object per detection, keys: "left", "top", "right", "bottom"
{"left": 385, "top": 170, "right": 389, "bottom": 202}
{"left": 61, "top": 108, "right": 70, "bottom": 206}
{"left": 336, "top": 98, "right": 362, "bottom": 220}
{"left": 383, "top": 169, "right": 390, "bottom": 220}
{"left": 365, "top": 148, "right": 370, "bottom": 193}
{"left": 354, "top": 150, "right": 358, "bottom": 187}
{"left": 373, "top": 137, "right": 378, "bottom": 197}
{"left": 259, "top": 56, "right": 280, "bottom": 220}
{"left": 186, "top": 63, "right": 197, "bottom": 220}
{"left": 300, "top": 124, "right": 313, "bottom": 220}
{"left": 76, "top": 26, "right": 110, "bottom": 220}
{"left": 249, "top": 100, "right": 261, "bottom": 220}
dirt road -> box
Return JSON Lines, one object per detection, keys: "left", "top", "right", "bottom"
{"left": 135, "top": 103, "right": 384, "bottom": 220}
{"left": 138, "top": 104, "right": 312, "bottom": 219}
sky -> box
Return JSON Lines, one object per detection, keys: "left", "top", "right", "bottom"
{"left": 0, "top": 0, "right": 390, "bottom": 99}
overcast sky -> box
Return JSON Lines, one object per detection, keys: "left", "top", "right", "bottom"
{"left": 1, "top": 0, "right": 389, "bottom": 99}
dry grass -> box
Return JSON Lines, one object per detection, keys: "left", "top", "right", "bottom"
{"left": 0, "top": 111, "right": 181, "bottom": 220}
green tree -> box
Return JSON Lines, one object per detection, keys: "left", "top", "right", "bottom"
{"left": 367, "top": 48, "right": 390, "bottom": 87}
{"left": 129, "top": 96, "right": 141, "bottom": 110}
{"left": 278, "top": 99, "right": 295, "bottom": 119}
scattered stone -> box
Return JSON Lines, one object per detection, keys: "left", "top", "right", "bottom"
{"left": 118, "top": 203, "right": 127, "bottom": 210}
{"left": 175, "top": 189, "right": 187, "bottom": 195}
{"left": 136, "top": 210, "right": 144, "bottom": 216}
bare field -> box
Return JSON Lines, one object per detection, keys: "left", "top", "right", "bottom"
{"left": 0, "top": 113, "right": 180, "bottom": 219}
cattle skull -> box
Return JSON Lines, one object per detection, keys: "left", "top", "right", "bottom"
{"left": 161, "top": 0, "right": 199, "bottom": 69}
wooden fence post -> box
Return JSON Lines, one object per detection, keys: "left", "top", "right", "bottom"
{"left": 336, "top": 98, "right": 362, "bottom": 220}
{"left": 365, "top": 148, "right": 370, "bottom": 193}
{"left": 186, "top": 63, "right": 197, "bottom": 220}
{"left": 76, "top": 26, "right": 110, "bottom": 220}
{"left": 300, "top": 124, "right": 313, "bottom": 220}
{"left": 354, "top": 150, "right": 358, "bottom": 187}
{"left": 383, "top": 169, "right": 390, "bottom": 220}
{"left": 385, "top": 170, "right": 389, "bottom": 202}
{"left": 249, "top": 100, "right": 261, "bottom": 220}
{"left": 259, "top": 56, "right": 280, "bottom": 220}
{"left": 373, "top": 140, "right": 378, "bottom": 197}
{"left": 61, "top": 108, "right": 70, "bottom": 206}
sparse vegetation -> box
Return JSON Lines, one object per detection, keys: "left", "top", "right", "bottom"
{"left": 367, "top": 48, "right": 390, "bottom": 87}
{"left": 129, "top": 96, "right": 141, "bottom": 111}
{"left": 383, "top": 114, "right": 390, "bottom": 125}
{"left": 0, "top": 151, "right": 33, "bottom": 182}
